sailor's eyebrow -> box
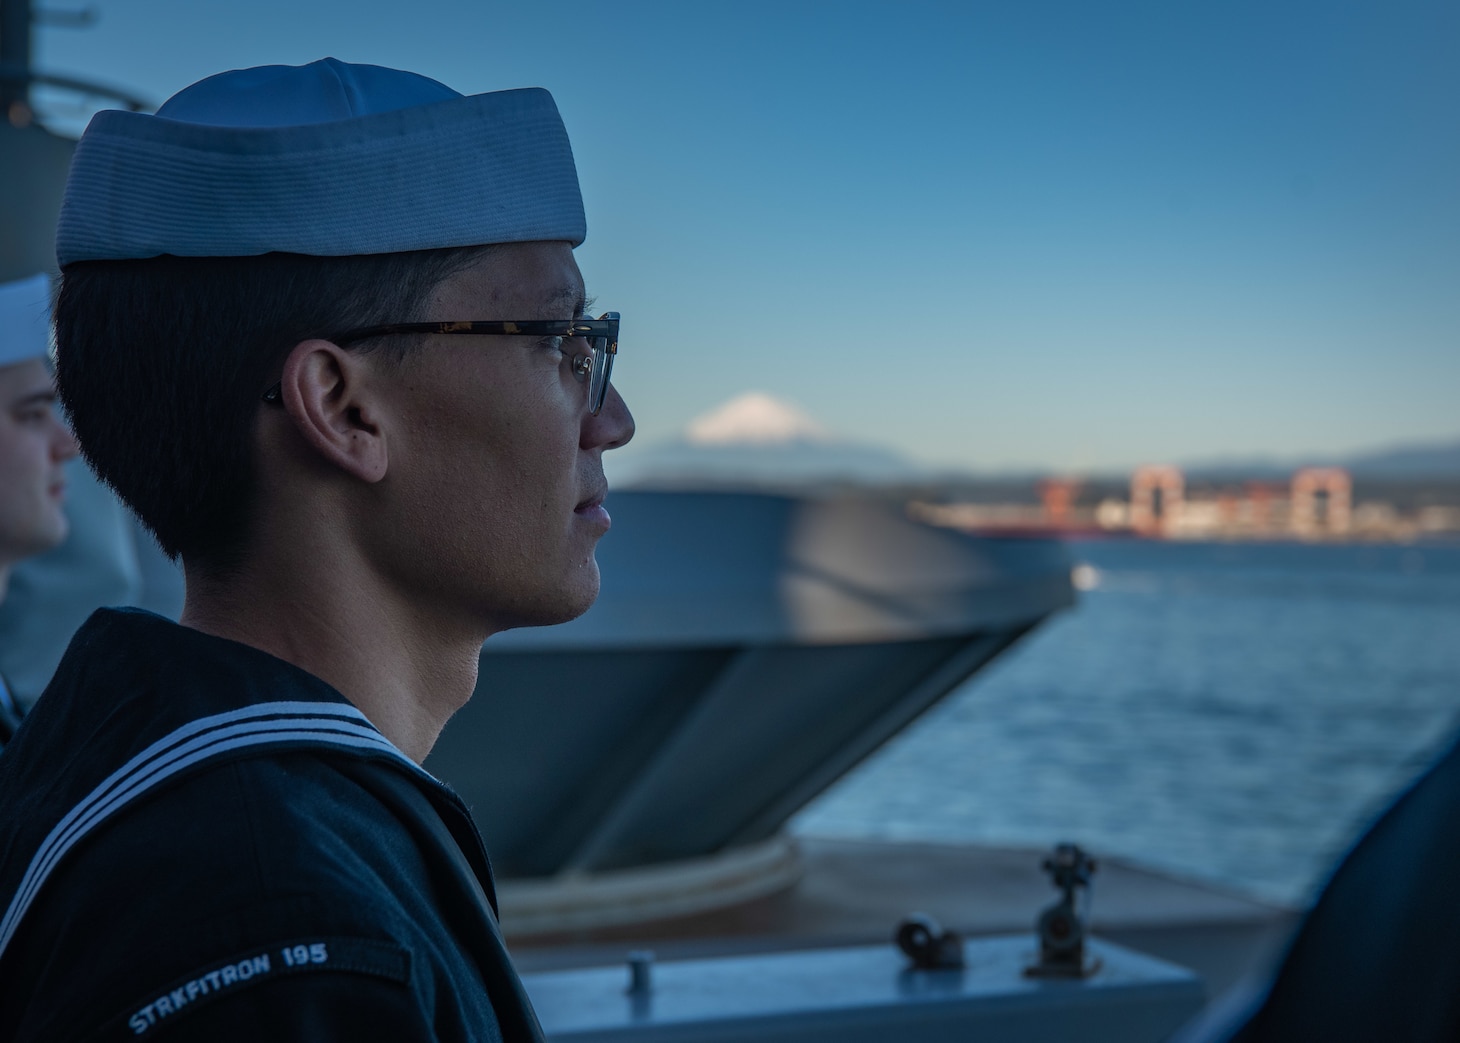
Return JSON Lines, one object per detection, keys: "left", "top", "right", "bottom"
{"left": 544, "top": 286, "right": 593, "bottom": 317}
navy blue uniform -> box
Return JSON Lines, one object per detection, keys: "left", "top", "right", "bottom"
{"left": 0, "top": 609, "right": 543, "bottom": 1042}
{"left": 1222, "top": 727, "right": 1460, "bottom": 1041}
{"left": 1175, "top": 728, "right": 1460, "bottom": 1043}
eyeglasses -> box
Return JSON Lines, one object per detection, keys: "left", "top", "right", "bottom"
{"left": 262, "top": 311, "right": 619, "bottom": 415}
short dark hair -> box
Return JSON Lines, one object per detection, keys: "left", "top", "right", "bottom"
{"left": 55, "top": 247, "right": 489, "bottom": 570}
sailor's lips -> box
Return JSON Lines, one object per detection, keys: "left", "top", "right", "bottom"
{"left": 574, "top": 491, "right": 611, "bottom": 530}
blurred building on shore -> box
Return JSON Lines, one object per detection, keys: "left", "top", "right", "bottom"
{"left": 911, "top": 466, "right": 1460, "bottom": 543}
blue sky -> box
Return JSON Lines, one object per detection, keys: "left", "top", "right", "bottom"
{"left": 31, "top": 0, "right": 1460, "bottom": 472}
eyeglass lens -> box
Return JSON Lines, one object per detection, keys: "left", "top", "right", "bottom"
{"left": 588, "top": 334, "right": 613, "bottom": 414}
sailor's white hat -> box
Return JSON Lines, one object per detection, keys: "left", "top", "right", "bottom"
{"left": 56, "top": 58, "right": 585, "bottom": 266}
{"left": 0, "top": 274, "right": 52, "bottom": 368}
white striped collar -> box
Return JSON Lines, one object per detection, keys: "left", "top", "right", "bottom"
{"left": 0, "top": 701, "right": 422, "bottom": 961}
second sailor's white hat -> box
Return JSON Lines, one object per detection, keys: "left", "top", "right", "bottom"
{"left": 0, "top": 274, "right": 52, "bottom": 368}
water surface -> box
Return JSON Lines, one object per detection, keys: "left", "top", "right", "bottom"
{"left": 795, "top": 540, "right": 1460, "bottom": 906}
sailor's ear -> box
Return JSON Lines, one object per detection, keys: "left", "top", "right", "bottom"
{"left": 273, "top": 339, "right": 389, "bottom": 483}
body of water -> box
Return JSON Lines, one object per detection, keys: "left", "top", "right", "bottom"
{"left": 794, "top": 539, "right": 1460, "bottom": 907}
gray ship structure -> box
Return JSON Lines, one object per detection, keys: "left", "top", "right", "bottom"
{"left": 427, "top": 489, "right": 1075, "bottom": 932}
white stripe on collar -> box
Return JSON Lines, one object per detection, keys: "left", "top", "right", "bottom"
{"left": 0, "top": 701, "right": 419, "bottom": 960}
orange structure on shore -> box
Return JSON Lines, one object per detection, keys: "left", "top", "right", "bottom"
{"left": 1122, "top": 465, "right": 1355, "bottom": 540}
{"left": 913, "top": 464, "right": 1458, "bottom": 543}
{"left": 1290, "top": 468, "right": 1352, "bottom": 538}
{"left": 1129, "top": 466, "right": 1185, "bottom": 536}
{"left": 1037, "top": 478, "right": 1082, "bottom": 528}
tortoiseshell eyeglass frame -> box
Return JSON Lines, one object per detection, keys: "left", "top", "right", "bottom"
{"left": 261, "top": 312, "right": 619, "bottom": 415}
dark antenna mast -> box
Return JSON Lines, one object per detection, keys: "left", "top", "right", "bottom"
{"left": 0, "top": 0, "right": 33, "bottom": 115}
{"left": 0, "top": 0, "right": 149, "bottom": 125}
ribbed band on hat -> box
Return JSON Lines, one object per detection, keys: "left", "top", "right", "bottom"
{"left": 56, "top": 87, "right": 585, "bottom": 265}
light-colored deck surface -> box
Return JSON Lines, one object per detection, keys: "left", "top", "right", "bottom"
{"left": 509, "top": 838, "right": 1300, "bottom": 999}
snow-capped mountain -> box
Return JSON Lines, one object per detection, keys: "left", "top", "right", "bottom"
{"left": 683, "top": 392, "right": 829, "bottom": 446}
{"left": 609, "top": 392, "right": 919, "bottom": 488}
